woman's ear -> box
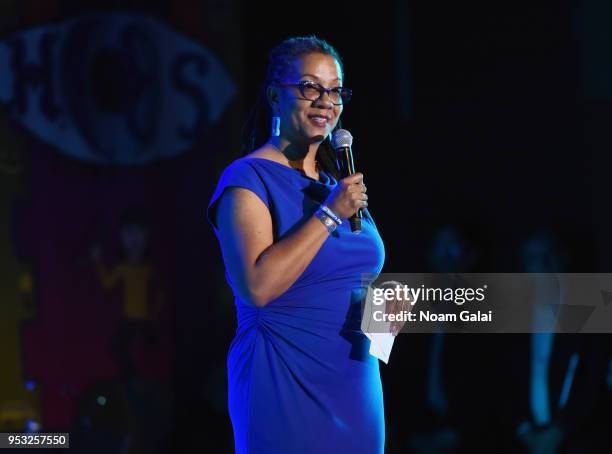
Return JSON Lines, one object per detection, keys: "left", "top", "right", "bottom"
{"left": 266, "top": 85, "right": 279, "bottom": 111}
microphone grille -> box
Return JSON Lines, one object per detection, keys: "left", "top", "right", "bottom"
{"left": 331, "top": 129, "right": 353, "bottom": 150}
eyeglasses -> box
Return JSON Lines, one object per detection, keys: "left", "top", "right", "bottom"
{"left": 277, "top": 80, "right": 352, "bottom": 106}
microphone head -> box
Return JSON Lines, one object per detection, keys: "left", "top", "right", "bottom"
{"left": 331, "top": 129, "right": 353, "bottom": 150}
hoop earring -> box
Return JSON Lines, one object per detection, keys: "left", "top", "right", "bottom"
{"left": 271, "top": 116, "right": 281, "bottom": 137}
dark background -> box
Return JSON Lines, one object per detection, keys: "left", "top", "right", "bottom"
{"left": 0, "top": 1, "right": 610, "bottom": 452}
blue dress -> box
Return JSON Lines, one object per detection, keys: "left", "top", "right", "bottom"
{"left": 206, "top": 156, "right": 386, "bottom": 454}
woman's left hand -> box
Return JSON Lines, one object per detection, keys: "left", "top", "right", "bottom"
{"left": 380, "top": 280, "right": 413, "bottom": 336}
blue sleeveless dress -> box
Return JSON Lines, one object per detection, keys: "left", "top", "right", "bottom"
{"left": 206, "top": 156, "right": 386, "bottom": 454}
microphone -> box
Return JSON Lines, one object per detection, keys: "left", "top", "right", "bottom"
{"left": 331, "top": 129, "right": 362, "bottom": 234}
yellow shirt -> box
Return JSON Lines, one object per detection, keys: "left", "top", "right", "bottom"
{"left": 95, "top": 262, "right": 157, "bottom": 320}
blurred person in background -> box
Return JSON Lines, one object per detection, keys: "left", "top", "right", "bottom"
{"left": 500, "top": 232, "right": 611, "bottom": 454}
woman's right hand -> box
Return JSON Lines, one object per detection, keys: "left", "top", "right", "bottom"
{"left": 323, "top": 172, "right": 368, "bottom": 220}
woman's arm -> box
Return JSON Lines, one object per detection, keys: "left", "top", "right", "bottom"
{"left": 214, "top": 171, "right": 367, "bottom": 308}
{"left": 215, "top": 187, "right": 331, "bottom": 308}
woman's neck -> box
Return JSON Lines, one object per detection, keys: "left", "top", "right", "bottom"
{"left": 266, "top": 138, "right": 320, "bottom": 178}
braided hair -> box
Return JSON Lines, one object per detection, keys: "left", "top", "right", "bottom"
{"left": 240, "top": 35, "right": 345, "bottom": 180}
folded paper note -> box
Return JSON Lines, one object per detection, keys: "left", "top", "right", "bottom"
{"left": 361, "top": 283, "right": 401, "bottom": 363}
{"left": 364, "top": 331, "right": 396, "bottom": 364}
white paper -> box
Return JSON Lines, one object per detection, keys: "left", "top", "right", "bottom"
{"left": 364, "top": 331, "right": 396, "bottom": 364}
{"left": 361, "top": 287, "right": 395, "bottom": 364}
{"left": 360, "top": 282, "right": 405, "bottom": 364}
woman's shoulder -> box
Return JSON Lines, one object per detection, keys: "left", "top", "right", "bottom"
{"left": 220, "top": 147, "right": 279, "bottom": 171}
{"left": 207, "top": 155, "right": 272, "bottom": 230}
{"left": 217, "top": 155, "right": 264, "bottom": 181}
{"left": 222, "top": 154, "right": 256, "bottom": 170}
{"left": 216, "top": 146, "right": 290, "bottom": 185}
{"left": 243, "top": 144, "right": 283, "bottom": 162}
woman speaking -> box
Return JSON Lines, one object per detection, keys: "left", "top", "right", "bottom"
{"left": 206, "top": 35, "right": 386, "bottom": 453}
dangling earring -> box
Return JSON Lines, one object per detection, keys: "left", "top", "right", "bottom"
{"left": 271, "top": 116, "right": 281, "bottom": 137}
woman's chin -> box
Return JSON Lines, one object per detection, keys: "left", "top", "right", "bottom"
{"left": 309, "top": 134, "right": 326, "bottom": 143}
{"left": 306, "top": 129, "right": 329, "bottom": 143}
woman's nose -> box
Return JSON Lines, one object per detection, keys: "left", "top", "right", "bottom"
{"left": 313, "top": 92, "right": 333, "bottom": 108}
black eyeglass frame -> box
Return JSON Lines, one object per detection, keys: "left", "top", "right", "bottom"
{"left": 276, "top": 81, "right": 352, "bottom": 105}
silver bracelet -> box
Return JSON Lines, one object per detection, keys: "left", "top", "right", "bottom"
{"left": 320, "top": 205, "right": 342, "bottom": 225}
{"left": 314, "top": 207, "right": 338, "bottom": 233}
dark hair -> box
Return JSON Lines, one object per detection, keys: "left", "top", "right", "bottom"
{"left": 240, "top": 35, "right": 344, "bottom": 179}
